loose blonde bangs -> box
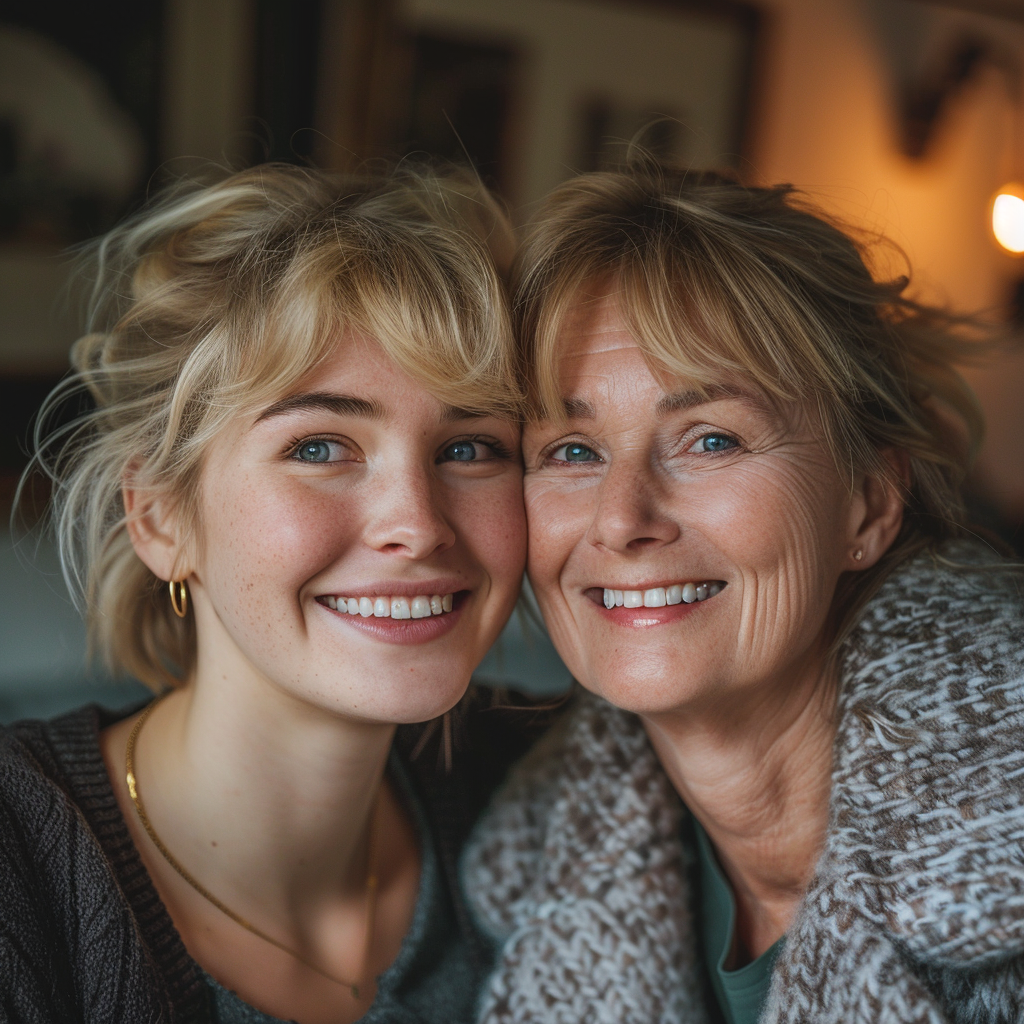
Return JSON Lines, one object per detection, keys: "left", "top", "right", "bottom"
{"left": 25, "top": 163, "right": 520, "bottom": 690}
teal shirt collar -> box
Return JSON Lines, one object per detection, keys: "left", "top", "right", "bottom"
{"left": 692, "top": 815, "right": 783, "bottom": 1024}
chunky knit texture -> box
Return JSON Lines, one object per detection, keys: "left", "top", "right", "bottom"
{"left": 463, "top": 544, "right": 1024, "bottom": 1023}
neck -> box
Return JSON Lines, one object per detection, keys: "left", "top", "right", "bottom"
{"left": 641, "top": 657, "right": 836, "bottom": 960}
{"left": 134, "top": 670, "right": 395, "bottom": 920}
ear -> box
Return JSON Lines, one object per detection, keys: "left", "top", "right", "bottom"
{"left": 123, "top": 471, "right": 188, "bottom": 582}
{"left": 846, "top": 448, "right": 909, "bottom": 570}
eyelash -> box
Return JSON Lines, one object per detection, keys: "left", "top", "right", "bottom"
{"left": 286, "top": 435, "right": 354, "bottom": 464}
{"left": 441, "top": 436, "right": 515, "bottom": 462}
{"left": 285, "top": 434, "right": 515, "bottom": 464}
{"left": 542, "top": 430, "right": 742, "bottom": 465}
{"left": 686, "top": 432, "right": 740, "bottom": 454}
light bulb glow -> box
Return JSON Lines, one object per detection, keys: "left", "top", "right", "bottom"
{"left": 992, "top": 184, "right": 1024, "bottom": 254}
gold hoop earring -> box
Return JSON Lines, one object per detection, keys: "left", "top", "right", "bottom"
{"left": 853, "top": 548, "right": 864, "bottom": 562}
{"left": 169, "top": 579, "right": 189, "bottom": 618}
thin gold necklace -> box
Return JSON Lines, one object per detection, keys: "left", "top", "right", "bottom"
{"left": 125, "top": 696, "right": 379, "bottom": 999}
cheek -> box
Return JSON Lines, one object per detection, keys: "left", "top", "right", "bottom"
{"left": 690, "top": 457, "right": 847, "bottom": 566}
{"left": 524, "top": 477, "right": 592, "bottom": 586}
{"left": 523, "top": 479, "right": 594, "bottom": 672}
{"left": 454, "top": 478, "right": 528, "bottom": 590}
{"left": 695, "top": 460, "right": 853, "bottom": 648}
{"left": 198, "top": 472, "right": 355, "bottom": 609}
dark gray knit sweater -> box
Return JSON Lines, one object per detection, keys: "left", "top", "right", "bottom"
{"left": 0, "top": 692, "right": 542, "bottom": 1024}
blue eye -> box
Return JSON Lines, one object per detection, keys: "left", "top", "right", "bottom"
{"left": 297, "top": 440, "right": 333, "bottom": 462}
{"left": 552, "top": 443, "right": 600, "bottom": 463}
{"left": 293, "top": 439, "right": 353, "bottom": 463}
{"left": 443, "top": 441, "right": 479, "bottom": 462}
{"left": 439, "top": 438, "right": 511, "bottom": 463}
{"left": 692, "top": 433, "right": 737, "bottom": 453}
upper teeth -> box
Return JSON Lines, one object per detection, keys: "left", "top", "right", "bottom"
{"left": 603, "top": 582, "right": 724, "bottom": 609}
{"left": 322, "top": 593, "right": 455, "bottom": 619}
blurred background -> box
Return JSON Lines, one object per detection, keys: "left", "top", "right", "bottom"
{"left": 2, "top": 0, "right": 1023, "bottom": 720}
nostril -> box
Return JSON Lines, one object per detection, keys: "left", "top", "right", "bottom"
{"left": 626, "top": 537, "right": 664, "bottom": 551}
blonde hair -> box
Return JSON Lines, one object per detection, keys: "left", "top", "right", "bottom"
{"left": 24, "top": 163, "right": 521, "bottom": 689}
{"left": 513, "top": 157, "right": 988, "bottom": 646}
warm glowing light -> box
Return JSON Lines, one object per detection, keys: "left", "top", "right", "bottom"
{"left": 992, "top": 183, "right": 1024, "bottom": 254}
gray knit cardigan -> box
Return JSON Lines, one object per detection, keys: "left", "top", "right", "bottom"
{"left": 462, "top": 545, "right": 1024, "bottom": 1023}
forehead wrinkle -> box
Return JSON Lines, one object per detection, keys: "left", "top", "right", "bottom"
{"left": 256, "top": 391, "right": 387, "bottom": 423}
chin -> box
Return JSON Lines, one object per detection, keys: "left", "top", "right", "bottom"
{"left": 578, "top": 662, "right": 704, "bottom": 717}
{"left": 358, "top": 672, "right": 473, "bottom": 726}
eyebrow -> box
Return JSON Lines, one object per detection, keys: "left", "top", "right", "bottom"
{"left": 558, "top": 384, "right": 764, "bottom": 421}
{"left": 655, "top": 383, "right": 766, "bottom": 416}
{"left": 256, "top": 391, "right": 490, "bottom": 424}
{"left": 257, "top": 392, "right": 386, "bottom": 422}
{"left": 561, "top": 397, "right": 597, "bottom": 419}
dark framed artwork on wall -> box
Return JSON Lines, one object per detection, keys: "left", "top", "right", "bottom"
{"left": 314, "top": 0, "right": 761, "bottom": 207}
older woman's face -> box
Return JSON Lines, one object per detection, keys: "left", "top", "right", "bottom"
{"left": 523, "top": 292, "right": 868, "bottom": 716}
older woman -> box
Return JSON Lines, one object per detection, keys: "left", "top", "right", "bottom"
{"left": 463, "top": 160, "right": 1024, "bottom": 1024}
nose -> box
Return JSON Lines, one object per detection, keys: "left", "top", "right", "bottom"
{"left": 586, "top": 456, "right": 680, "bottom": 554}
{"left": 362, "top": 466, "right": 456, "bottom": 559}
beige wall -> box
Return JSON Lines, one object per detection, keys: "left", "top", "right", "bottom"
{"left": 749, "top": 0, "right": 1024, "bottom": 521}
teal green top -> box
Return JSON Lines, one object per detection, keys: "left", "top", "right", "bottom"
{"left": 205, "top": 751, "right": 475, "bottom": 1023}
{"left": 693, "top": 817, "right": 783, "bottom": 1024}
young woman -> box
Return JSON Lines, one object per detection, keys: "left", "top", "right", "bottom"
{"left": 464, "top": 159, "right": 1024, "bottom": 1024}
{"left": 0, "top": 165, "right": 528, "bottom": 1024}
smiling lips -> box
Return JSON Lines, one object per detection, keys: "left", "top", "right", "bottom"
{"left": 601, "top": 581, "right": 726, "bottom": 609}
{"left": 320, "top": 592, "right": 456, "bottom": 619}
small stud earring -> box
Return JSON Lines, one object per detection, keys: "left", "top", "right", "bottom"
{"left": 169, "top": 579, "right": 189, "bottom": 618}
{"left": 853, "top": 548, "right": 864, "bottom": 562}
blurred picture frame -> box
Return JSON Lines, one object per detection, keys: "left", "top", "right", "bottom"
{"left": 315, "top": 0, "right": 762, "bottom": 208}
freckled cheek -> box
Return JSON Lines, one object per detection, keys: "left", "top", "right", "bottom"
{"left": 454, "top": 482, "right": 527, "bottom": 590}
{"left": 694, "top": 467, "right": 851, "bottom": 651}
{"left": 524, "top": 482, "right": 589, "bottom": 598}
{"left": 688, "top": 467, "right": 840, "bottom": 575}
{"left": 199, "top": 478, "right": 359, "bottom": 590}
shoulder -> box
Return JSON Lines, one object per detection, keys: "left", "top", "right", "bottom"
{"left": 0, "top": 705, "right": 194, "bottom": 1024}
{"left": 840, "top": 539, "right": 1024, "bottom": 700}
{"left": 826, "top": 541, "right": 1024, "bottom": 966}
{"left": 0, "top": 706, "right": 104, "bottom": 858}
{"left": 0, "top": 703, "right": 143, "bottom": 867}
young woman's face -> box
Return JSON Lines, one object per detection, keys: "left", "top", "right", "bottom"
{"left": 187, "top": 334, "right": 525, "bottom": 724}
{"left": 522, "top": 291, "right": 871, "bottom": 718}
